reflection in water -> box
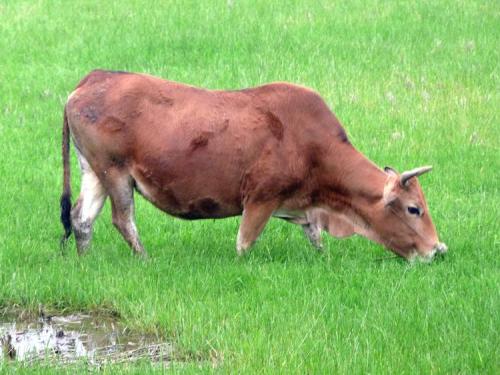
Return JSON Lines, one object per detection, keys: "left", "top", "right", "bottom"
{"left": 0, "top": 314, "right": 172, "bottom": 365}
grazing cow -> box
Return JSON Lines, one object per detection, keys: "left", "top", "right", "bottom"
{"left": 60, "top": 70, "right": 447, "bottom": 260}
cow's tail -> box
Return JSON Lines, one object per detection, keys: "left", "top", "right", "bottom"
{"left": 60, "top": 108, "right": 72, "bottom": 245}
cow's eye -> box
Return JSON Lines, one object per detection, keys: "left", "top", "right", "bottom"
{"left": 407, "top": 206, "right": 421, "bottom": 216}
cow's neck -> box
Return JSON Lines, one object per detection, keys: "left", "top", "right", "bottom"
{"left": 321, "top": 144, "right": 387, "bottom": 231}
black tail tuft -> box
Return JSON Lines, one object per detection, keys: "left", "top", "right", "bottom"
{"left": 60, "top": 107, "right": 72, "bottom": 249}
{"left": 60, "top": 192, "right": 72, "bottom": 244}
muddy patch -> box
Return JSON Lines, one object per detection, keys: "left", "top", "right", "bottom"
{"left": 0, "top": 312, "right": 172, "bottom": 367}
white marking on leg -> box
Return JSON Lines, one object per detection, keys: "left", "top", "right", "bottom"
{"left": 72, "top": 152, "right": 108, "bottom": 253}
{"left": 236, "top": 209, "right": 253, "bottom": 255}
{"left": 77, "top": 151, "right": 107, "bottom": 223}
{"left": 236, "top": 226, "right": 246, "bottom": 255}
{"left": 80, "top": 171, "right": 106, "bottom": 222}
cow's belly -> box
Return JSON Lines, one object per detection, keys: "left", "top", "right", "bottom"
{"left": 132, "top": 168, "right": 243, "bottom": 220}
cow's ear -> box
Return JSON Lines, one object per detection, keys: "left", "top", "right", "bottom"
{"left": 384, "top": 166, "right": 398, "bottom": 176}
{"left": 383, "top": 174, "right": 399, "bottom": 206}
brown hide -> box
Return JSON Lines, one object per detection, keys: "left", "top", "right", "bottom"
{"left": 63, "top": 70, "right": 445, "bottom": 259}
{"left": 67, "top": 70, "right": 347, "bottom": 218}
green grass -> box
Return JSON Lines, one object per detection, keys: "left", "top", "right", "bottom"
{"left": 0, "top": 0, "right": 498, "bottom": 373}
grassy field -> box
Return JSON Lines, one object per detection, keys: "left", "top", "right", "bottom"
{"left": 0, "top": 0, "right": 498, "bottom": 373}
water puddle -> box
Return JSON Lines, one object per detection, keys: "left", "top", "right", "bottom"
{"left": 0, "top": 311, "right": 172, "bottom": 367}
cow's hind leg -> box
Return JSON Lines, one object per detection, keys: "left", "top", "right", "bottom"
{"left": 71, "top": 155, "right": 107, "bottom": 255}
{"left": 237, "top": 200, "right": 279, "bottom": 255}
{"left": 105, "top": 172, "right": 147, "bottom": 257}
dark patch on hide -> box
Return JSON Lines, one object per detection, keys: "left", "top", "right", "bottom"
{"left": 279, "top": 179, "right": 303, "bottom": 198}
{"left": 337, "top": 128, "right": 350, "bottom": 144}
{"left": 310, "top": 189, "right": 321, "bottom": 204}
{"left": 189, "top": 120, "right": 226, "bottom": 151}
{"left": 199, "top": 198, "right": 220, "bottom": 214}
{"left": 266, "top": 111, "right": 284, "bottom": 140}
{"left": 81, "top": 106, "right": 99, "bottom": 123}
{"left": 190, "top": 133, "right": 211, "bottom": 150}
{"left": 103, "top": 116, "right": 125, "bottom": 132}
{"left": 109, "top": 155, "right": 126, "bottom": 168}
{"left": 178, "top": 198, "right": 221, "bottom": 220}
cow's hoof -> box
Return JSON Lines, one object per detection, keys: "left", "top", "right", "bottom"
{"left": 313, "top": 243, "right": 324, "bottom": 252}
{"left": 135, "top": 251, "right": 149, "bottom": 260}
{"left": 77, "top": 247, "right": 90, "bottom": 256}
{"left": 236, "top": 244, "right": 250, "bottom": 257}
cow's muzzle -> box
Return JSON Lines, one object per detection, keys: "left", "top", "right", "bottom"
{"left": 434, "top": 242, "right": 448, "bottom": 254}
{"left": 417, "top": 242, "right": 448, "bottom": 262}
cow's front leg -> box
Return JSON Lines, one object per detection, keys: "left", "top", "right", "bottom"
{"left": 302, "top": 223, "right": 323, "bottom": 250}
{"left": 237, "top": 200, "right": 279, "bottom": 256}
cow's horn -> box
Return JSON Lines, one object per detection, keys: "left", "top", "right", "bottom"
{"left": 400, "top": 166, "right": 433, "bottom": 186}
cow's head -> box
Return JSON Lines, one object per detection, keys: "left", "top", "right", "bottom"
{"left": 374, "top": 166, "right": 447, "bottom": 260}
{"left": 308, "top": 165, "right": 446, "bottom": 261}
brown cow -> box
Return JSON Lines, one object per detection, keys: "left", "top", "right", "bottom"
{"left": 60, "top": 70, "right": 447, "bottom": 260}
